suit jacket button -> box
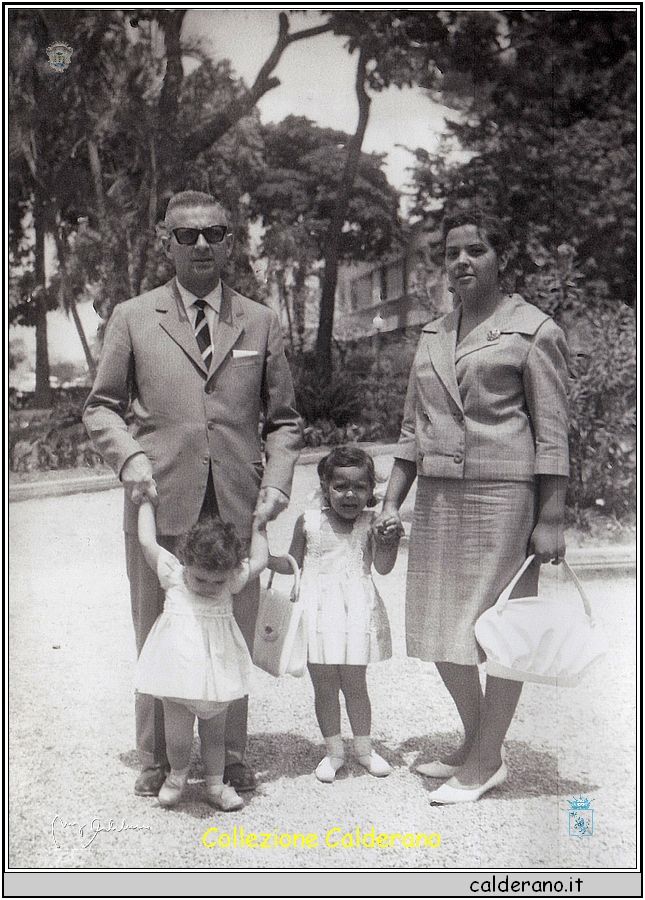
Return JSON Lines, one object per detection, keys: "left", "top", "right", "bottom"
{"left": 205, "top": 384, "right": 213, "bottom": 394}
{"left": 207, "top": 421, "right": 215, "bottom": 431}
{"left": 202, "top": 456, "right": 209, "bottom": 465}
{"left": 453, "top": 451, "right": 464, "bottom": 464}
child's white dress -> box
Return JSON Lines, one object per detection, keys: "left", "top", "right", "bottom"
{"left": 135, "top": 553, "right": 253, "bottom": 719}
{"left": 300, "top": 508, "right": 392, "bottom": 665}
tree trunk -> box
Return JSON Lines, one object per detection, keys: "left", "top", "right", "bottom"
{"left": 69, "top": 298, "right": 97, "bottom": 379}
{"left": 274, "top": 266, "right": 294, "bottom": 351}
{"left": 54, "top": 228, "right": 97, "bottom": 379}
{"left": 314, "top": 46, "right": 372, "bottom": 381}
{"left": 33, "top": 193, "right": 52, "bottom": 408}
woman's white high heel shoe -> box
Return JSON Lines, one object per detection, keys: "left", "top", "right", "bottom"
{"left": 417, "top": 745, "right": 506, "bottom": 780}
{"left": 427, "top": 762, "right": 508, "bottom": 804}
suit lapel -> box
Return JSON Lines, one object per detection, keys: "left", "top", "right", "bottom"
{"left": 454, "top": 295, "right": 530, "bottom": 362}
{"left": 157, "top": 279, "right": 208, "bottom": 374}
{"left": 208, "top": 283, "right": 245, "bottom": 377}
{"left": 425, "top": 309, "right": 462, "bottom": 410}
{"left": 157, "top": 279, "right": 245, "bottom": 379}
{"left": 455, "top": 321, "right": 501, "bottom": 362}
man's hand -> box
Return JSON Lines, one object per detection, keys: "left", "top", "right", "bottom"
{"left": 253, "top": 487, "right": 288, "bottom": 529}
{"left": 120, "top": 453, "right": 158, "bottom": 506}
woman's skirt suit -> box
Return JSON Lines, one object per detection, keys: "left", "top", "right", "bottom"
{"left": 395, "top": 294, "right": 570, "bottom": 665}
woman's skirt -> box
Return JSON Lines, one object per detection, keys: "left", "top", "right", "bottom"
{"left": 406, "top": 477, "right": 537, "bottom": 665}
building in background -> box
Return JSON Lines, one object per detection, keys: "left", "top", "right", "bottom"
{"left": 333, "top": 226, "right": 451, "bottom": 349}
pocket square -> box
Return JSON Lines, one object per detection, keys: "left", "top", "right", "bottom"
{"left": 232, "top": 349, "right": 259, "bottom": 358}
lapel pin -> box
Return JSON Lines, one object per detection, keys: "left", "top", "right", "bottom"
{"left": 486, "top": 329, "right": 501, "bottom": 342}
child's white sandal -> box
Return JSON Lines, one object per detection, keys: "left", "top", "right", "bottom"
{"left": 315, "top": 756, "right": 344, "bottom": 783}
{"left": 358, "top": 751, "right": 392, "bottom": 777}
{"left": 206, "top": 783, "right": 244, "bottom": 811}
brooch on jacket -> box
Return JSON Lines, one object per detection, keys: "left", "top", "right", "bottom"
{"left": 486, "top": 329, "right": 501, "bottom": 342}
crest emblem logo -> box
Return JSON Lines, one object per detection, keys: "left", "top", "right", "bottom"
{"left": 567, "top": 794, "right": 595, "bottom": 838}
{"left": 46, "top": 42, "right": 73, "bottom": 72}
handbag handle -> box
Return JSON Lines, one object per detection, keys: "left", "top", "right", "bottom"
{"left": 496, "top": 554, "right": 594, "bottom": 621}
{"left": 266, "top": 553, "right": 300, "bottom": 602}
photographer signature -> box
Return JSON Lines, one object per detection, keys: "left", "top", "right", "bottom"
{"left": 51, "top": 815, "right": 151, "bottom": 849}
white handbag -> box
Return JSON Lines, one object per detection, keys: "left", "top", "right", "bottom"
{"left": 475, "top": 555, "right": 608, "bottom": 686}
{"left": 253, "top": 554, "right": 307, "bottom": 678}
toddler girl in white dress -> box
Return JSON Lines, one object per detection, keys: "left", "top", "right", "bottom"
{"left": 270, "top": 446, "right": 400, "bottom": 783}
{"left": 136, "top": 502, "right": 267, "bottom": 810}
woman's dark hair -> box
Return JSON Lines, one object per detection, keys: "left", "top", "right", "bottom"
{"left": 317, "top": 445, "right": 377, "bottom": 507}
{"left": 178, "top": 517, "right": 245, "bottom": 571}
{"left": 441, "top": 209, "right": 510, "bottom": 258}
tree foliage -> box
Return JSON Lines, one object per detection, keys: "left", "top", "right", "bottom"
{"left": 410, "top": 10, "right": 637, "bottom": 309}
{"left": 251, "top": 115, "right": 402, "bottom": 351}
{"left": 8, "top": 9, "right": 332, "bottom": 403}
{"left": 316, "top": 10, "right": 506, "bottom": 372}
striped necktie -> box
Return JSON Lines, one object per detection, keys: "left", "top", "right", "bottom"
{"left": 193, "top": 298, "right": 213, "bottom": 370}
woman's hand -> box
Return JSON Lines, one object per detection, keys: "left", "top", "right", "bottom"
{"left": 532, "top": 475, "right": 568, "bottom": 564}
{"left": 372, "top": 511, "right": 405, "bottom": 544}
{"left": 529, "top": 521, "right": 566, "bottom": 565}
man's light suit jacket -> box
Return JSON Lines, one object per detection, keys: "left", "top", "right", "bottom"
{"left": 83, "top": 279, "right": 302, "bottom": 538}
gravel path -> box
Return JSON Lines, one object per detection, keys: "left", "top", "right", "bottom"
{"left": 8, "top": 458, "right": 636, "bottom": 870}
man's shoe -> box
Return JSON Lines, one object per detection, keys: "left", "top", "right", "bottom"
{"left": 223, "top": 762, "right": 257, "bottom": 793}
{"left": 134, "top": 765, "right": 169, "bottom": 797}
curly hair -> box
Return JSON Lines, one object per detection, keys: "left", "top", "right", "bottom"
{"left": 177, "top": 517, "right": 245, "bottom": 572}
{"left": 441, "top": 208, "right": 510, "bottom": 258}
{"left": 317, "top": 445, "right": 377, "bottom": 507}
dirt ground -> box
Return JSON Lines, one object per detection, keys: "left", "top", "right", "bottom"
{"left": 8, "top": 456, "right": 637, "bottom": 871}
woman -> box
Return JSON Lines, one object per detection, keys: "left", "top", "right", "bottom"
{"left": 376, "top": 209, "right": 570, "bottom": 803}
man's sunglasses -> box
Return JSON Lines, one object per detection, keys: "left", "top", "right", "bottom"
{"left": 171, "top": 226, "right": 229, "bottom": 245}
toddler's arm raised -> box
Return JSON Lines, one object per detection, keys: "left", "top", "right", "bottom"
{"left": 137, "top": 501, "right": 175, "bottom": 580}
{"left": 248, "top": 523, "right": 269, "bottom": 580}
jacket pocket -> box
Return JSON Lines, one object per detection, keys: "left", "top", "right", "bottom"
{"left": 230, "top": 356, "right": 263, "bottom": 368}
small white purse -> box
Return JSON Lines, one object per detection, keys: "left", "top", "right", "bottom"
{"left": 475, "top": 555, "right": 608, "bottom": 686}
{"left": 253, "top": 554, "right": 307, "bottom": 678}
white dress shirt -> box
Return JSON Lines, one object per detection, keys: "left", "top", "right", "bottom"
{"left": 175, "top": 279, "right": 222, "bottom": 347}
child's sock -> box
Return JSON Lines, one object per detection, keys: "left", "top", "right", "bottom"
{"left": 315, "top": 735, "right": 344, "bottom": 783}
{"left": 204, "top": 775, "right": 224, "bottom": 790}
{"left": 354, "top": 736, "right": 392, "bottom": 777}
{"left": 166, "top": 766, "right": 189, "bottom": 787}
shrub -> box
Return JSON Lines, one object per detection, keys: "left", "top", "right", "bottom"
{"left": 565, "top": 304, "right": 636, "bottom": 523}
{"left": 523, "top": 244, "right": 636, "bottom": 526}
{"left": 291, "top": 348, "right": 412, "bottom": 447}
{"left": 296, "top": 371, "right": 363, "bottom": 427}
{"left": 9, "top": 390, "right": 103, "bottom": 472}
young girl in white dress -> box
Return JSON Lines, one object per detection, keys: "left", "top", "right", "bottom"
{"left": 270, "top": 446, "right": 400, "bottom": 783}
{"left": 135, "top": 502, "right": 268, "bottom": 810}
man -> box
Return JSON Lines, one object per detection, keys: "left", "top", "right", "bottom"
{"left": 83, "top": 191, "right": 302, "bottom": 796}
